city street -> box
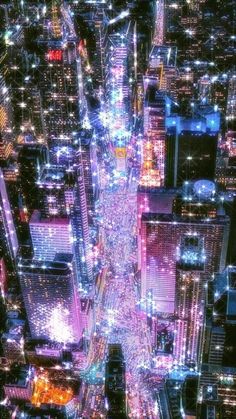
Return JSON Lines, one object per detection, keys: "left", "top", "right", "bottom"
{"left": 82, "top": 176, "right": 158, "bottom": 418}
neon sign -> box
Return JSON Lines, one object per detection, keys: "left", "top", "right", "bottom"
{"left": 47, "top": 50, "right": 63, "bottom": 61}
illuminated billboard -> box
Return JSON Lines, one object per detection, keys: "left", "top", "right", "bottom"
{"left": 47, "top": 50, "right": 63, "bottom": 61}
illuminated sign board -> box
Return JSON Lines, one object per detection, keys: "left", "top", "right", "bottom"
{"left": 115, "top": 147, "right": 127, "bottom": 159}
{"left": 47, "top": 50, "right": 63, "bottom": 61}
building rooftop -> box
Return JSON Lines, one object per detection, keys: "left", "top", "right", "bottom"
{"left": 31, "top": 373, "right": 73, "bottom": 407}
{"left": 38, "top": 165, "right": 76, "bottom": 187}
{"left": 18, "top": 254, "right": 74, "bottom": 276}
{"left": 149, "top": 45, "right": 177, "bottom": 67}
{"left": 30, "top": 210, "right": 70, "bottom": 225}
{"left": 5, "top": 365, "right": 32, "bottom": 388}
{"left": 141, "top": 212, "right": 229, "bottom": 225}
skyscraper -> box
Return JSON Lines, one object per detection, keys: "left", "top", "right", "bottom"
{"left": 104, "top": 14, "right": 134, "bottom": 168}
{"left": 75, "top": 129, "right": 99, "bottom": 214}
{"left": 70, "top": 0, "right": 108, "bottom": 88}
{"left": 37, "top": 2, "right": 86, "bottom": 142}
{"left": 29, "top": 210, "right": 74, "bottom": 261}
{"left": 18, "top": 144, "right": 49, "bottom": 214}
{"left": 174, "top": 234, "right": 206, "bottom": 364}
{"left": 71, "top": 163, "right": 93, "bottom": 293}
{"left": 0, "top": 168, "right": 19, "bottom": 270}
{"left": 143, "top": 86, "right": 166, "bottom": 185}
{"left": 18, "top": 254, "right": 82, "bottom": 343}
{"left": 166, "top": 112, "right": 219, "bottom": 187}
{"left": 38, "top": 165, "right": 76, "bottom": 218}
{"left": 0, "top": 73, "right": 12, "bottom": 138}
{"left": 140, "top": 213, "right": 229, "bottom": 315}
{"left": 105, "top": 344, "right": 127, "bottom": 419}
{"left": 198, "top": 266, "right": 236, "bottom": 417}
{"left": 146, "top": 45, "right": 178, "bottom": 99}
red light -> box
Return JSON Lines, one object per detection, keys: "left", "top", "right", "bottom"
{"left": 48, "top": 50, "right": 63, "bottom": 61}
{"left": 78, "top": 39, "right": 85, "bottom": 56}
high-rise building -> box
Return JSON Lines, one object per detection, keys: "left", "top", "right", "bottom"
{"left": 75, "top": 129, "right": 99, "bottom": 213}
{"left": 105, "top": 344, "right": 127, "bottom": 419}
{"left": 0, "top": 168, "right": 18, "bottom": 270}
{"left": 143, "top": 86, "right": 166, "bottom": 185}
{"left": 167, "top": 130, "right": 218, "bottom": 187}
{"left": 70, "top": 0, "right": 108, "bottom": 87}
{"left": 38, "top": 165, "right": 76, "bottom": 218}
{"left": 137, "top": 186, "right": 176, "bottom": 228}
{"left": 226, "top": 75, "right": 236, "bottom": 125}
{"left": 198, "top": 266, "right": 236, "bottom": 418}
{"left": 146, "top": 45, "right": 178, "bottom": 99}
{"left": 139, "top": 140, "right": 161, "bottom": 189}
{"left": 18, "top": 144, "right": 49, "bottom": 214}
{"left": 140, "top": 213, "right": 229, "bottom": 315}
{"left": 71, "top": 163, "right": 93, "bottom": 293}
{"left": 0, "top": 73, "right": 12, "bottom": 138}
{"left": 137, "top": 186, "right": 176, "bottom": 269}
{"left": 2, "top": 312, "right": 25, "bottom": 364}
{"left": 174, "top": 234, "right": 206, "bottom": 364}
{"left": 153, "top": 0, "right": 165, "bottom": 45}
{"left": 18, "top": 254, "right": 82, "bottom": 343}
{"left": 0, "top": 257, "right": 7, "bottom": 295}
{"left": 0, "top": 135, "right": 13, "bottom": 165}
{"left": 166, "top": 108, "right": 220, "bottom": 187}
{"left": 37, "top": 3, "right": 86, "bottom": 142}
{"left": 4, "top": 365, "right": 35, "bottom": 401}
{"left": 29, "top": 210, "right": 74, "bottom": 261}
{"left": 104, "top": 15, "right": 134, "bottom": 164}
{"left": 173, "top": 179, "right": 220, "bottom": 220}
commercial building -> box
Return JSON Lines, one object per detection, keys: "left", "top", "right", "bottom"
{"left": 37, "top": 2, "right": 85, "bottom": 141}
{"left": 2, "top": 330, "right": 25, "bottom": 365}
{"left": 0, "top": 136, "right": 13, "bottom": 164}
{"left": 74, "top": 129, "right": 99, "bottom": 213}
{"left": 146, "top": 45, "right": 178, "bottom": 99}
{"left": 105, "top": 344, "right": 127, "bottom": 419}
{"left": 198, "top": 266, "right": 236, "bottom": 417}
{"left": 0, "top": 168, "right": 19, "bottom": 269}
{"left": 140, "top": 213, "right": 229, "bottom": 315}
{"left": 165, "top": 105, "right": 220, "bottom": 187}
{"left": 18, "top": 254, "right": 82, "bottom": 343}
{"left": 173, "top": 180, "right": 219, "bottom": 220}
{"left": 71, "top": 162, "right": 93, "bottom": 293}
{"left": 4, "top": 365, "right": 34, "bottom": 401}
{"left": 18, "top": 144, "right": 49, "bottom": 214}
{"left": 137, "top": 186, "right": 176, "bottom": 269}
{"left": 174, "top": 234, "right": 206, "bottom": 364}
{"left": 143, "top": 87, "right": 167, "bottom": 185}
{"left": 38, "top": 165, "right": 76, "bottom": 218}
{"left": 0, "top": 257, "right": 7, "bottom": 295}
{"left": 0, "top": 73, "right": 12, "bottom": 139}
{"left": 166, "top": 129, "right": 218, "bottom": 187}
{"left": 29, "top": 210, "right": 74, "bottom": 261}
{"left": 104, "top": 14, "right": 134, "bottom": 169}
